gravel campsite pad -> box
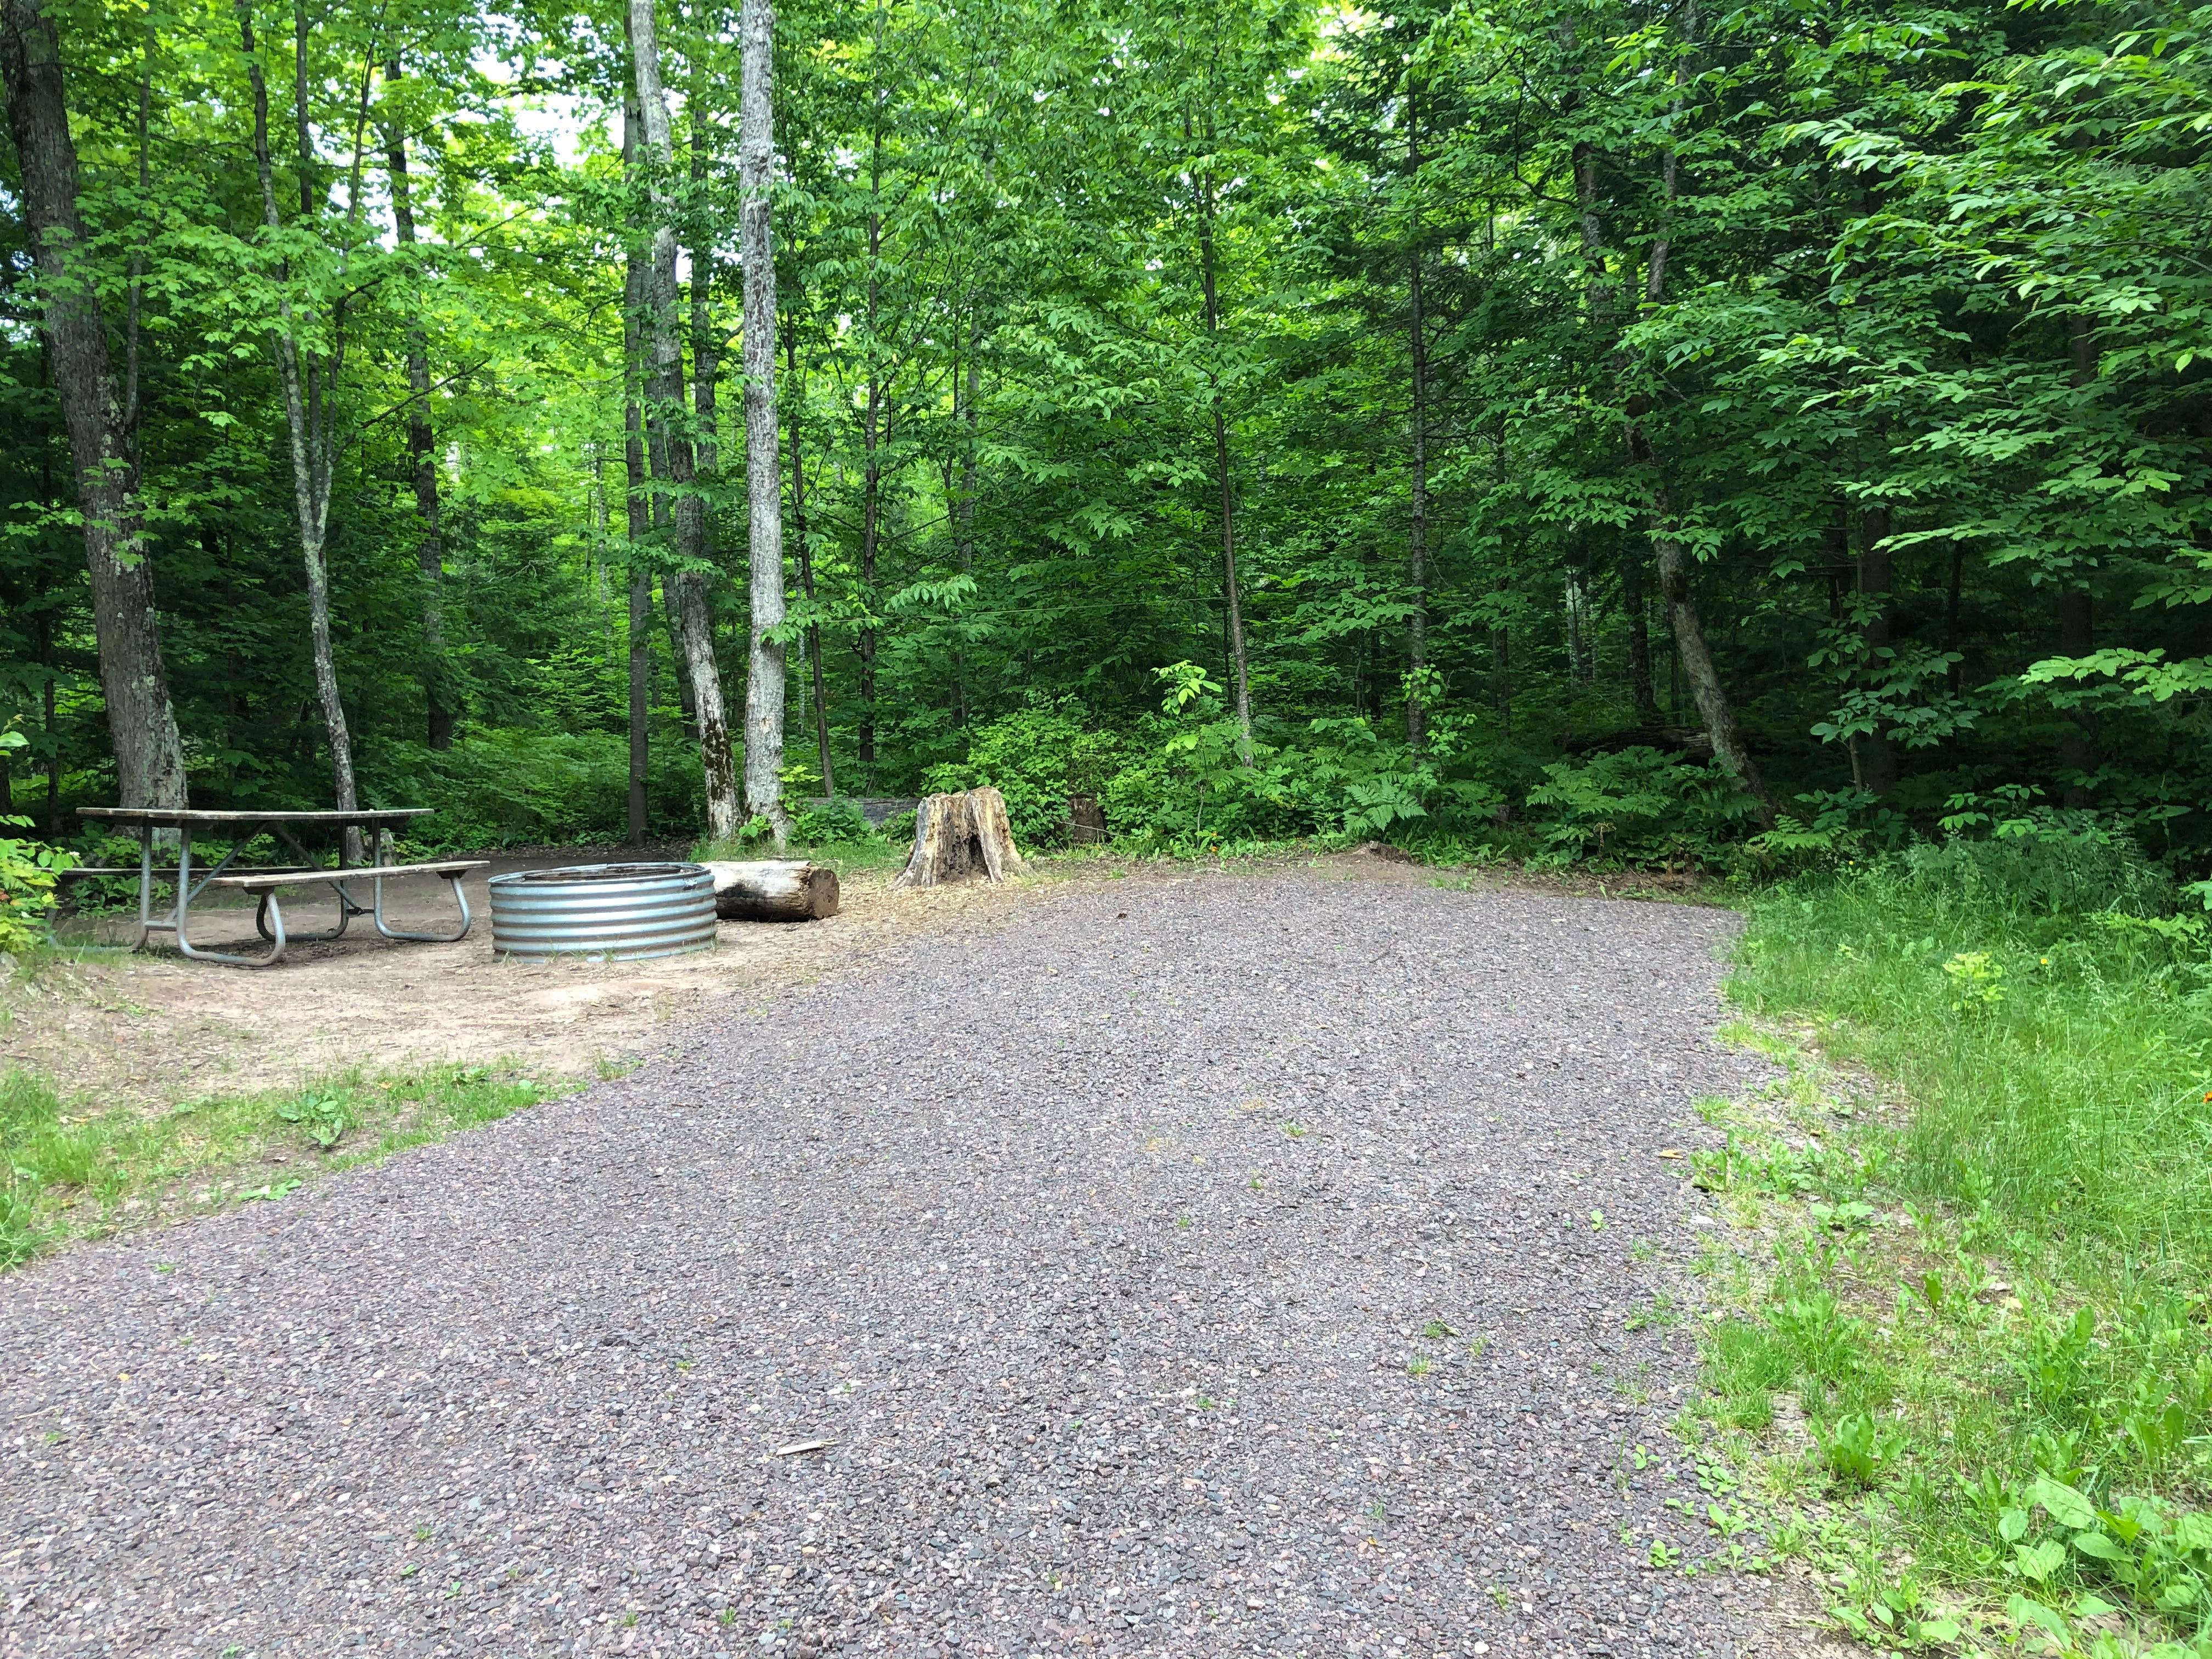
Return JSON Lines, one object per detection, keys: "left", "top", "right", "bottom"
{"left": 2, "top": 871, "right": 1775, "bottom": 1658}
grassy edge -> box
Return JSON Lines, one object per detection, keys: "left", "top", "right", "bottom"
{"left": 1678, "top": 1011, "right": 2212, "bottom": 1659}
{"left": 1, "top": 1057, "right": 614, "bottom": 1271}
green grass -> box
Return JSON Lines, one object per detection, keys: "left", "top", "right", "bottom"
{"left": 1, "top": 1063, "right": 563, "bottom": 1269}
{"left": 1686, "top": 843, "right": 2212, "bottom": 1656}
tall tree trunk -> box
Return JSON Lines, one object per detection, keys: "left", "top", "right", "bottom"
{"left": 1854, "top": 505, "right": 1899, "bottom": 798}
{"left": 382, "top": 60, "right": 454, "bottom": 750}
{"left": 1404, "top": 85, "right": 1429, "bottom": 749}
{"left": 1489, "top": 614, "right": 1511, "bottom": 738}
{"left": 1623, "top": 552, "right": 1659, "bottom": 723}
{"left": 786, "top": 321, "right": 834, "bottom": 800}
{"left": 689, "top": 116, "right": 719, "bottom": 489}
{"left": 738, "top": 0, "right": 791, "bottom": 846}
{"left": 2060, "top": 317, "right": 2100, "bottom": 803}
{"left": 239, "top": 0, "right": 359, "bottom": 847}
{"left": 623, "top": 256, "right": 654, "bottom": 844}
{"left": 1188, "top": 109, "right": 1253, "bottom": 762}
{"left": 1651, "top": 498, "right": 1772, "bottom": 821}
{"left": 1945, "top": 540, "right": 1965, "bottom": 695}
{"left": 628, "top": 0, "right": 741, "bottom": 840}
{"left": 953, "top": 319, "right": 981, "bottom": 730}
{"left": 1629, "top": 15, "right": 1768, "bottom": 823}
{"left": 1, "top": 0, "right": 189, "bottom": 812}
{"left": 123, "top": 16, "right": 151, "bottom": 445}
{"left": 39, "top": 612, "right": 60, "bottom": 835}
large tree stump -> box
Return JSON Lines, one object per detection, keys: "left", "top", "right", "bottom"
{"left": 893, "top": 788, "right": 1024, "bottom": 889}
{"left": 701, "top": 860, "right": 841, "bottom": 921}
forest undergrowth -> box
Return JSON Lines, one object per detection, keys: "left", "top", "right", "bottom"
{"left": 1696, "top": 834, "right": 2212, "bottom": 1658}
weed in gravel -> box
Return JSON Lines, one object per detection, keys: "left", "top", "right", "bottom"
{"left": 1421, "top": 1319, "right": 1457, "bottom": 1340}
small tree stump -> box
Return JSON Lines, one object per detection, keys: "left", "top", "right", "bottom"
{"left": 893, "top": 788, "right": 1024, "bottom": 889}
{"left": 702, "top": 860, "right": 841, "bottom": 921}
{"left": 1066, "top": 794, "right": 1107, "bottom": 846}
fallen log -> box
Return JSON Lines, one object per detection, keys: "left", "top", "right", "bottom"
{"left": 701, "top": 860, "right": 841, "bottom": 922}
{"left": 893, "top": 787, "right": 1023, "bottom": 889}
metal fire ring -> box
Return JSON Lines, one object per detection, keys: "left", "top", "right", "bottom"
{"left": 487, "top": 862, "right": 717, "bottom": 962}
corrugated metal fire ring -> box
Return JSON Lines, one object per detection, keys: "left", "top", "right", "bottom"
{"left": 487, "top": 862, "right": 717, "bottom": 962}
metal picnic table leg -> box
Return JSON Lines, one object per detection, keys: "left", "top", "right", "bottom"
{"left": 255, "top": 823, "right": 351, "bottom": 944}
{"left": 368, "top": 868, "right": 475, "bottom": 944}
{"left": 174, "top": 876, "right": 289, "bottom": 967}
{"left": 133, "top": 822, "right": 156, "bottom": 950}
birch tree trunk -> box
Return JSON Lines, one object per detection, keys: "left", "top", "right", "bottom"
{"left": 740, "top": 0, "right": 792, "bottom": 847}
{"left": 628, "top": 0, "right": 742, "bottom": 840}
{"left": 1, "top": 0, "right": 189, "bottom": 812}
{"left": 623, "top": 247, "right": 654, "bottom": 844}
{"left": 238, "top": 0, "right": 359, "bottom": 846}
{"left": 381, "top": 60, "right": 454, "bottom": 751}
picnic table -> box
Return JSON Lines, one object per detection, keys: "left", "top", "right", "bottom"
{"left": 77, "top": 806, "right": 487, "bottom": 968}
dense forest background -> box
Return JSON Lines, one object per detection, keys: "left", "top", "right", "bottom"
{"left": 3, "top": 0, "right": 2208, "bottom": 867}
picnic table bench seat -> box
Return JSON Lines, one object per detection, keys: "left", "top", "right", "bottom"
{"left": 209, "top": 859, "right": 486, "bottom": 894}
{"left": 209, "top": 858, "right": 488, "bottom": 966}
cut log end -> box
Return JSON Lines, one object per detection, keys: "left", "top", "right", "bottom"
{"left": 893, "top": 788, "right": 1024, "bottom": 889}
{"left": 703, "top": 860, "right": 840, "bottom": 922}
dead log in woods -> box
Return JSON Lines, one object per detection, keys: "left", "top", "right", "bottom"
{"left": 893, "top": 788, "right": 1023, "bottom": 889}
{"left": 702, "top": 860, "right": 840, "bottom": 922}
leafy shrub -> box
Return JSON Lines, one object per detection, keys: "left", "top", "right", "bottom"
{"left": 923, "top": 707, "right": 1126, "bottom": 848}
{"left": 1277, "top": 717, "right": 1500, "bottom": 840}
{"left": 1102, "top": 690, "right": 1503, "bottom": 854}
{"left": 1904, "top": 813, "right": 2174, "bottom": 919}
{"left": 1, "top": 721, "right": 74, "bottom": 949}
{"left": 1940, "top": 950, "right": 2006, "bottom": 1014}
{"left": 789, "top": 799, "right": 874, "bottom": 845}
{"left": 0, "top": 825, "right": 75, "bottom": 953}
{"left": 1523, "top": 747, "right": 1763, "bottom": 866}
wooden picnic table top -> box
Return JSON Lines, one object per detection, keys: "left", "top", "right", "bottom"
{"left": 80, "top": 806, "right": 432, "bottom": 827}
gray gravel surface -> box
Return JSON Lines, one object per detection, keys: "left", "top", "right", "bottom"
{"left": 2, "top": 871, "right": 1773, "bottom": 1659}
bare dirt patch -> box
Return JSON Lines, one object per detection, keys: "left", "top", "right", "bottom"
{"left": 5, "top": 844, "right": 1132, "bottom": 1111}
